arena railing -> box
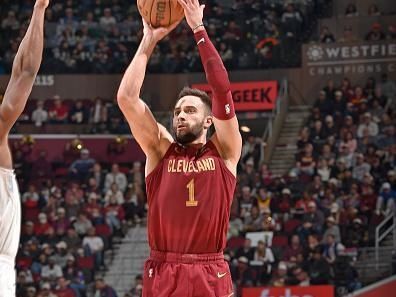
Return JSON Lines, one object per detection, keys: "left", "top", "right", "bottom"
{"left": 263, "top": 78, "right": 289, "bottom": 163}
{"left": 375, "top": 211, "right": 396, "bottom": 270}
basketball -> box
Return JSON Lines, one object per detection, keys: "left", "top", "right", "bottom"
{"left": 137, "top": 0, "right": 184, "bottom": 28}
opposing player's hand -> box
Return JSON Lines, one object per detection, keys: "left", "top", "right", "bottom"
{"left": 177, "top": 0, "right": 205, "bottom": 32}
{"left": 35, "top": 0, "right": 50, "bottom": 9}
{"left": 142, "top": 18, "right": 181, "bottom": 44}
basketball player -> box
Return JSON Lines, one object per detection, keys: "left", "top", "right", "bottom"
{"left": 117, "top": 0, "right": 241, "bottom": 296}
{"left": 0, "top": 1, "right": 49, "bottom": 296}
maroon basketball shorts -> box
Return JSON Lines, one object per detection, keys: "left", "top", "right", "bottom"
{"left": 143, "top": 250, "right": 234, "bottom": 297}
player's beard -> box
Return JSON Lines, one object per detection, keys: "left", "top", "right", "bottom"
{"left": 175, "top": 121, "right": 205, "bottom": 145}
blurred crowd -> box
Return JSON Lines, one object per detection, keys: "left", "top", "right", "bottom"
{"left": 318, "top": 2, "right": 396, "bottom": 43}
{"left": 0, "top": 0, "right": 329, "bottom": 74}
{"left": 208, "top": 73, "right": 395, "bottom": 297}
{"left": 16, "top": 95, "right": 130, "bottom": 134}
{"left": 14, "top": 139, "right": 146, "bottom": 296}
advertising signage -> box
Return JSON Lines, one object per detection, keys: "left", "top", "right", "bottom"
{"left": 192, "top": 81, "right": 278, "bottom": 112}
{"left": 242, "top": 286, "right": 334, "bottom": 297}
{"left": 303, "top": 41, "right": 396, "bottom": 77}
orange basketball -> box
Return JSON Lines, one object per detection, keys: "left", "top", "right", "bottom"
{"left": 137, "top": 0, "right": 184, "bottom": 28}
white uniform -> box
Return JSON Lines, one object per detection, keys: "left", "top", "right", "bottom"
{"left": 0, "top": 167, "right": 21, "bottom": 297}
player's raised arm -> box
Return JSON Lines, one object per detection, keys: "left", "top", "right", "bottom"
{"left": 178, "top": 0, "right": 242, "bottom": 168}
{"left": 0, "top": 0, "right": 49, "bottom": 136}
{"left": 117, "top": 19, "right": 179, "bottom": 168}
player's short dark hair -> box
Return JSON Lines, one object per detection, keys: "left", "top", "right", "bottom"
{"left": 177, "top": 87, "right": 212, "bottom": 114}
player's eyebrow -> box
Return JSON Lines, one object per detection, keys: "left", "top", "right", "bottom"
{"left": 174, "top": 105, "right": 197, "bottom": 112}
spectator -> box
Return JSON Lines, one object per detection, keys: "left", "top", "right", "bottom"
{"left": 41, "top": 257, "right": 63, "bottom": 283}
{"left": 357, "top": 113, "right": 379, "bottom": 138}
{"left": 281, "top": 3, "right": 302, "bottom": 37}
{"left": 69, "top": 100, "right": 89, "bottom": 124}
{"left": 38, "top": 282, "right": 56, "bottom": 297}
{"left": 1, "top": 10, "right": 20, "bottom": 31}
{"left": 319, "top": 26, "right": 335, "bottom": 43}
{"left": 53, "top": 276, "right": 77, "bottom": 297}
{"left": 323, "top": 234, "right": 345, "bottom": 264}
{"left": 104, "top": 195, "right": 125, "bottom": 233}
{"left": 84, "top": 192, "right": 104, "bottom": 225}
{"left": 82, "top": 227, "right": 104, "bottom": 269}
{"left": 270, "top": 261, "right": 289, "bottom": 286}
{"left": 231, "top": 256, "right": 254, "bottom": 288}
{"left": 345, "top": 218, "right": 368, "bottom": 248}
{"left": 31, "top": 100, "right": 49, "bottom": 127}
{"left": 379, "top": 73, "right": 396, "bottom": 108}
{"left": 64, "top": 227, "right": 82, "bottom": 253}
{"left": 338, "top": 26, "right": 357, "bottom": 42}
{"left": 293, "top": 267, "right": 311, "bottom": 286}
{"left": 314, "top": 90, "right": 331, "bottom": 115}
{"left": 295, "top": 143, "right": 316, "bottom": 176}
{"left": 53, "top": 241, "right": 73, "bottom": 269}
{"left": 352, "top": 153, "right": 371, "bottom": 182}
{"left": 302, "top": 201, "right": 325, "bottom": 234}
{"left": 322, "top": 216, "right": 341, "bottom": 243}
{"left": 345, "top": 3, "right": 358, "bottom": 17}
{"left": 100, "top": 8, "right": 117, "bottom": 28}
{"left": 309, "top": 246, "right": 331, "bottom": 285}
{"left": 254, "top": 187, "right": 272, "bottom": 214}
{"left": 368, "top": 4, "right": 381, "bottom": 16}
{"left": 49, "top": 96, "right": 69, "bottom": 123}
{"left": 104, "top": 163, "right": 128, "bottom": 193}
{"left": 316, "top": 159, "right": 331, "bottom": 182}
{"left": 94, "top": 278, "right": 118, "bottom": 297}
{"left": 228, "top": 212, "right": 244, "bottom": 239}
{"left": 129, "top": 275, "right": 143, "bottom": 297}
{"left": 253, "top": 240, "right": 275, "bottom": 284}
{"left": 283, "top": 235, "right": 303, "bottom": 261}
{"left": 365, "top": 23, "right": 386, "bottom": 41}
{"left": 239, "top": 186, "right": 254, "bottom": 218}
{"left": 104, "top": 183, "right": 125, "bottom": 205}
{"left": 235, "top": 238, "right": 255, "bottom": 261}
{"left": 376, "top": 182, "right": 396, "bottom": 215}
{"left": 90, "top": 98, "right": 108, "bottom": 130}
{"left": 35, "top": 213, "right": 52, "bottom": 240}
{"left": 73, "top": 212, "right": 93, "bottom": 236}
{"left": 69, "top": 148, "right": 96, "bottom": 182}
{"left": 22, "top": 184, "right": 40, "bottom": 208}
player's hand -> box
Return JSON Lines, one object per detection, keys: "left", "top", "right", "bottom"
{"left": 177, "top": 0, "right": 205, "bottom": 32}
{"left": 35, "top": 0, "right": 50, "bottom": 9}
{"left": 142, "top": 18, "right": 181, "bottom": 44}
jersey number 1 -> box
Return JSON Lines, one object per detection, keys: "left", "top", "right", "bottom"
{"left": 186, "top": 179, "right": 198, "bottom": 207}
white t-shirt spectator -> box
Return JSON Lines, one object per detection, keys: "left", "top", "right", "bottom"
{"left": 357, "top": 121, "right": 379, "bottom": 138}
{"left": 31, "top": 107, "right": 48, "bottom": 127}
{"left": 104, "top": 172, "right": 127, "bottom": 193}
{"left": 82, "top": 235, "right": 104, "bottom": 253}
{"left": 41, "top": 264, "right": 63, "bottom": 280}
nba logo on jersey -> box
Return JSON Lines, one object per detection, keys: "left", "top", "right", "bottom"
{"left": 225, "top": 104, "right": 231, "bottom": 115}
{"left": 149, "top": 268, "right": 153, "bottom": 278}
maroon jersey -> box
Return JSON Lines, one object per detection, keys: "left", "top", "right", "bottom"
{"left": 146, "top": 141, "right": 236, "bottom": 254}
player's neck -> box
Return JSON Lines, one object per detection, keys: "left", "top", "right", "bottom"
{"left": 182, "top": 140, "right": 206, "bottom": 149}
{"left": 184, "top": 134, "right": 208, "bottom": 148}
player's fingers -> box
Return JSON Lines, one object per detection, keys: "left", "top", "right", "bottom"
{"left": 141, "top": 17, "right": 149, "bottom": 27}
{"left": 177, "top": 0, "right": 188, "bottom": 9}
{"left": 200, "top": 4, "right": 205, "bottom": 13}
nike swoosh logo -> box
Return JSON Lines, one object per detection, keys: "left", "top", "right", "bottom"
{"left": 197, "top": 38, "right": 205, "bottom": 45}
{"left": 227, "top": 293, "right": 234, "bottom": 297}
{"left": 217, "top": 272, "right": 227, "bottom": 278}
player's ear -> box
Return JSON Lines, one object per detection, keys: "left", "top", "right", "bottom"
{"left": 204, "top": 115, "right": 213, "bottom": 130}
